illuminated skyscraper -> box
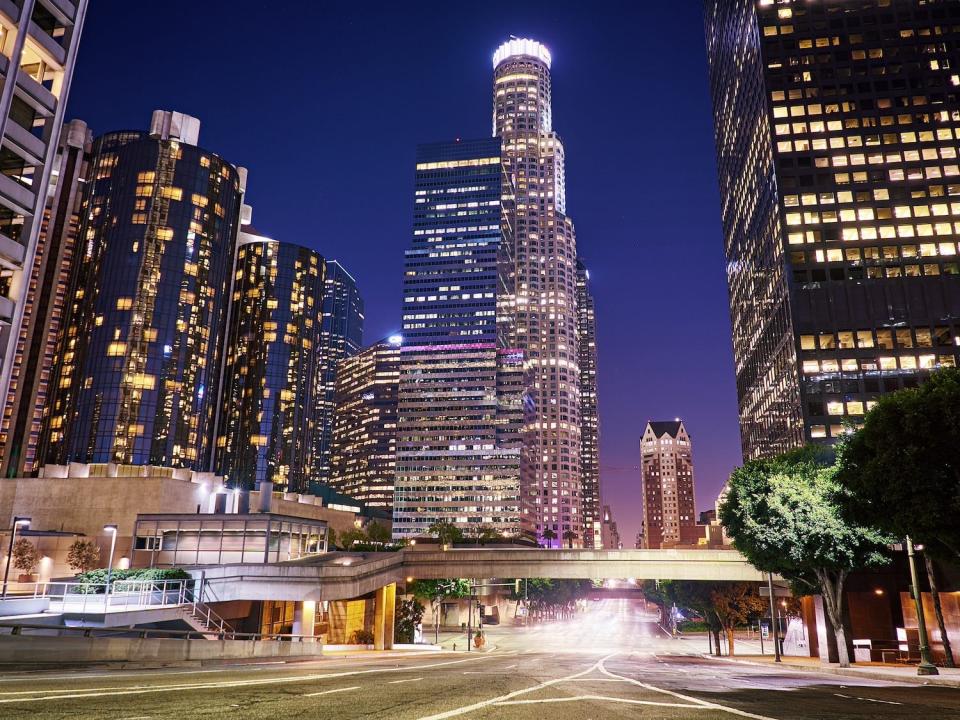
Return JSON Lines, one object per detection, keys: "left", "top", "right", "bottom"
{"left": 0, "top": 1, "right": 87, "bottom": 450}
{"left": 576, "top": 259, "right": 601, "bottom": 548}
{"left": 706, "top": 0, "right": 960, "bottom": 459}
{"left": 391, "top": 138, "right": 524, "bottom": 539}
{"left": 313, "top": 260, "right": 364, "bottom": 491}
{"left": 328, "top": 336, "right": 400, "bottom": 508}
{"left": 640, "top": 420, "right": 697, "bottom": 549}
{"left": 0, "top": 119, "right": 91, "bottom": 477}
{"left": 215, "top": 222, "right": 325, "bottom": 493}
{"left": 493, "top": 38, "right": 583, "bottom": 544}
{"left": 41, "top": 111, "right": 243, "bottom": 470}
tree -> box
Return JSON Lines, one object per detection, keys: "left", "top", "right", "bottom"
{"left": 542, "top": 528, "right": 558, "bottom": 547}
{"left": 11, "top": 538, "right": 41, "bottom": 575}
{"left": 365, "top": 521, "right": 391, "bottom": 544}
{"left": 709, "top": 583, "right": 767, "bottom": 656}
{"left": 409, "top": 579, "right": 470, "bottom": 643}
{"left": 395, "top": 597, "right": 425, "bottom": 644}
{"left": 562, "top": 530, "right": 578, "bottom": 549}
{"left": 428, "top": 521, "right": 464, "bottom": 547}
{"left": 66, "top": 539, "right": 100, "bottom": 573}
{"left": 339, "top": 527, "right": 367, "bottom": 548}
{"left": 474, "top": 525, "right": 501, "bottom": 546}
{"left": 721, "top": 447, "right": 893, "bottom": 667}
{"left": 326, "top": 527, "right": 338, "bottom": 550}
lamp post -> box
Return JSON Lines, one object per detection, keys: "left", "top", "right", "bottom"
{"left": 767, "top": 573, "right": 781, "bottom": 662}
{"left": 103, "top": 524, "right": 118, "bottom": 602}
{"left": 906, "top": 535, "right": 939, "bottom": 675}
{"left": 1, "top": 516, "right": 31, "bottom": 599}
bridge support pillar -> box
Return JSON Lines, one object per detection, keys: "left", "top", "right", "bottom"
{"left": 373, "top": 583, "right": 396, "bottom": 650}
{"left": 292, "top": 600, "right": 316, "bottom": 640}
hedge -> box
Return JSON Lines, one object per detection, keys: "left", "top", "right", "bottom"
{"left": 72, "top": 567, "right": 191, "bottom": 594}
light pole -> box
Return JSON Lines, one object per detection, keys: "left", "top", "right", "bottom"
{"left": 767, "top": 573, "right": 781, "bottom": 662}
{"left": 103, "top": 524, "right": 118, "bottom": 602}
{"left": 1, "top": 516, "right": 31, "bottom": 599}
{"left": 906, "top": 536, "right": 939, "bottom": 675}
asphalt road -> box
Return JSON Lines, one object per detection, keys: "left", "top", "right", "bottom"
{"left": 2, "top": 599, "right": 959, "bottom": 720}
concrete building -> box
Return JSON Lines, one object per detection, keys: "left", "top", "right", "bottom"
{"left": 40, "top": 111, "right": 244, "bottom": 471}
{"left": 706, "top": 0, "right": 960, "bottom": 460}
{"left": 600, "top": 504, "right": 621, "bottom": 550}
{"left": 493, "top": 38, "right": 584, "bottom": 545}
{"left": 576, "top": 259, "right": 600, "bottom": 547}
{"left": 0, "top": 1, "right": 87, "bottom": 442}
{"left": 392, "top": 138, "right": 524, "bottom": 540}
{"left": 640, "top": 420, "right": 697, "bottom": 549}
{"left": 0, "top": 118, "right": 91, "bottom": 477}
{"left": 215, "top": 219, "right": 325, "bottom": 494}
{"left": 313, "top": 260, "right": 364, "bottom": 492}
{"left": 328, "top": 337, "right": 400, "bottom": 508}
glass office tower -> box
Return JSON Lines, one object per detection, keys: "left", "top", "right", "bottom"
{"left": 215, "top": 227, "right": 325, "bottom": 493}
{"left": 41, "top": 111, "right": 243, "bottom": 470}
{"left": 313, "top": 260, "right": 364, "bottom": 490}
{"left": 706, "top": 0, "right": 960, "bottom": 459}
{"left": 576, "top": 259, "right": 601, "bottom": 548}
{"left": 391, "top": 138, "right": 524, "bottom": 539}
{"left": 493, "top": 38, "right": 584, "bottom": 545}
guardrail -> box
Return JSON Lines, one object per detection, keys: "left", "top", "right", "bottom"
{"left": 0, "top": 621, "right": 319, "bottom": 643}
{"left": 30, "top": 579, "right": 193, "bottom": 612}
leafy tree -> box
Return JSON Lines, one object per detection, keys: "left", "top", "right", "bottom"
{"left": 709, "top": 583, "right": 767, "bottom": 656}
{"left": 395, "top": 597, "right": 425, "bottom": 644}
{"left": 721, "top": 447, "right": 892, "bottom": 667}
{"left": 542, "top": 528, "right": 558, "bottom": 547}
{"left": 409, "top": 579, "right": 470, "bottom": 643}
{"left": 66, "top": 539, "right": 100, "bottom": 573}
{"left": 474, "top": 525, "right": 501, "bottom": 546}
{"left": 428, "top": 521, "right": 464, "bottom": 546}
{"left": 326, "top": 527, "right": 338, "bottom": 550}
{"left": 562, "top": 530, "right": 578, "bottom": 549}
{"left": 11, "top": 538, "right": 40, "bottom": 574}
{"left": 339, "top": 527, "right": 368, "bottom": 548}
{"left": 365, "top": 521, "right": 391, "bottom": 544}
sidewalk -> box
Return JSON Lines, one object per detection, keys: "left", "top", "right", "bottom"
{"left": 715, "top": 653, "right": 960, "bottom": 688}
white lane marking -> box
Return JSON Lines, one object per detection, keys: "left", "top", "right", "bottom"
{"left": 388, "top": 677, "right": 423, "bottom": 684}
{"left": 503, "top": 664, "right": 517, "bottom": 670}
{"left": 495, "top": 695, "right": 705, "bottom": 708}
{"left": 834, "top": 693, "right": 901, "bottom": 706}
{"left": 0, "top": 653, "right": 496, "bottom": 704}
{"left": 303, "top": 685, "right": 360, "bottom": 697}
{"left": 598, "top": 657, "right": 780, "bottom": 720}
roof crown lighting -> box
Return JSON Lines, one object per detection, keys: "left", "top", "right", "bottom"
{"left": 493, "top": 38, "right": 551, "bottom": 69}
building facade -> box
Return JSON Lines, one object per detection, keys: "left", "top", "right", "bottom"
{"left": 493, "top": 38, "right": 584, "bottom": 545}
{"left": 41, "top": 111, "right": 243, "bottom": 470}
{"left": 391, "top": 138, "right": 524, "bottom": 540}
{"left": 214, "top": 226, "right": 325, "bottom": 493}
{"left": 328, "top": 337, "right": 400, "bottom": 508}
{"left": 706, "top": 0, "right": 960, "bottom": 459}
{"left": 576, "top": 259, "right": 601, "bottom": 547}
{"left": 313, "top": 260, "right": 364, "bottom": 491}
{"left": 640, "top": 420, "right": 697, "bottom": 549}
{"left": 0, "top": 0, "right": 87, "bottom": 437}
{"left": 599, "top": 504, "right": 621, "bottom": 550}
{"left": 0, "top": 118, "right": 91, "bottom": 477}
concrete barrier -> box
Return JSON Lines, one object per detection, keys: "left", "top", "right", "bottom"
{"left": 0, "top": 597, "right": 50, "bottom": 617}
{"left": 0, "top": 634, "right": 323, "bottom": 666}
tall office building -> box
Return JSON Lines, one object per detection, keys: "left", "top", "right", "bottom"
{"left": 392, "top": 139, "right": 524, "bottom": 540}
{"left": 41, "top": 111, "right": 243, "bottom": 470}
{"left": 493, "top": 38, "right": 583, "bottom": 544}
{"left": 313, "top": 260, "right": 364, "bottom": 490}
{"left": 215, "top": 223, "right": 325, "bottom": 494}
{"left": 576, "top": 259, "right": 601, "bottom": 548}
{"left": 639, "top": 420, "right": 697, "bottom": 549}
{"left": 0, "top": 1, "right": 87, "bottom": 445}
{"left": 0, "top": 119, "right": 91, "bottom": 477}
{"left": 328, "top": 337, "right": 400, "bottom": 508}
{"left": 706, "top": 0, "right": 960, "bottom": 459}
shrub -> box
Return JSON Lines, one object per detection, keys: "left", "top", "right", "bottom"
{"left": 11, "top": 538, "right": 41, "bottom": 573}
{"left": 67, "top": 540, "right": 101, "bottom": 573}
{"left": 350, "top": 629, "right": 374, "bottom": 645}
{"left": 73, "top": 567, "right": 191, "bottom": 593}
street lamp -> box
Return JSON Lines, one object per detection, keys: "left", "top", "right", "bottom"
{"left": 103, "top": 524, "right": 118, "bottom": 600}
{"left": 906, "top": 536, "right": 939, "bottom": 676}
{"left": 1, "top": 516, "right": 31, "bottom": 599}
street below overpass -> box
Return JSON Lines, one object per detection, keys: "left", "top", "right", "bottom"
{"left": 2, "top": 599, "right": 959, "bottom": 719}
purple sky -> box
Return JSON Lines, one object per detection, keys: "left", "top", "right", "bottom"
{"left": 65, "top": 1, "right": 743, "bottom": 543}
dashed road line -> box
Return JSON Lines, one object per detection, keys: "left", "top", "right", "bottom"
{"left": 303, "top": 686, "right": 360, "bottom": 697}
{"left": 389, "top": 677, "right": 424, "bottom": 684}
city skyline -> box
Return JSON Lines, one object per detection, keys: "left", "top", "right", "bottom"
{"left": 63, "top": 2, "right": 741, "bottom": 541}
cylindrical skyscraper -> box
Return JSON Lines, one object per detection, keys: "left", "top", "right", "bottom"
{"left": 41, "top": 111, "right": 242, "bottom": 471}
{"left": 493, "top": 38, "right": 583, "bottom": 546}
{"left": 215, "top": 226, "right": 325, "bottom": 493}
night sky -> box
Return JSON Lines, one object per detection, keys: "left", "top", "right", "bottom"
{"left": 65, "top": 1, "right": 742, "bottom": 544}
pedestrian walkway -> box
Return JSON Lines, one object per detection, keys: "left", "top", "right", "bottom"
{"left": 718, "top": 653, "right": 960, "bottom": 688}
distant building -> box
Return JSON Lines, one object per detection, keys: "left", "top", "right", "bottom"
{"left": 577, "top": 259, "right": 601, "bottom": 548}
{"left": 40, "top": 111, "right": 243, "bottom": 471}
{"left": 328, "top": 337, "right": 401, "bottom": 508}
{"left": 0, "top": 119, "right": 92, "bottom": 477}
{"left": 392, "top": 138, "right": 524, "bottom": 540}
{"left": 640, "top": 420, "right": 698, "bottom": 549}
{"left": 313, "top": 260, "right": 364, "bottom": 491}
{"left": 215, "top": 219, "right": 325, "bottom": 494}
{"left": 600, "top": 504, "right": 621, "bottom": 550}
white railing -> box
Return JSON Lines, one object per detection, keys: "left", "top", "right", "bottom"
{"left": 31, "top": 579, "right": 193, "bottom": 613}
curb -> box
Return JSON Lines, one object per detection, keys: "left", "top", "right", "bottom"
{"left": 706, "top": 654, "right": 960, "bottom": 688}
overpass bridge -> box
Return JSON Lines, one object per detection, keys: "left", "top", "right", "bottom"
{"left": 194, "top": 548, "right": 766, "bottom": 604}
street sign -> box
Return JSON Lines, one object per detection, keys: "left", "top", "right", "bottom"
{"left": 760, "top": 585, "right": 791, "bottom": 598}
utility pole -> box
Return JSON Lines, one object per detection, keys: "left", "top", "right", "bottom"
{"left": 767, "top": 573, "right": 781, "bottom": 662}
{"left": 906, "top": 536, "right": 939, "bottom": 675}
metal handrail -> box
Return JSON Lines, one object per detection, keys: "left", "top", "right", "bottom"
{"left": 0, "top": 621, "right": 319, "bottom": 643}
{"left": 29, "top": 579, "right": 193, "bottom": 611}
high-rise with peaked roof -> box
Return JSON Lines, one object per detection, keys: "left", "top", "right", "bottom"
{"left": 640, "top": 420, "right": 697, "bottom": 549}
